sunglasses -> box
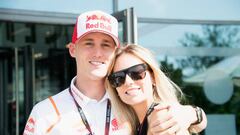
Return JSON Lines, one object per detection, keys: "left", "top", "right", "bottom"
{"left": 108, "top": 63, "right": 149, "bottom": 88}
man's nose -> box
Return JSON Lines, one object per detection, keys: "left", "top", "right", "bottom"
{"left": 93, "top": 47, "right": 103, "bottom": 57}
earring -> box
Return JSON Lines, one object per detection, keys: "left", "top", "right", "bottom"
{"left": 152, "top": 83, "right": 156, "bottom": 89}
{"left": 152, "top": 84, "right": 157, "bottom": 94}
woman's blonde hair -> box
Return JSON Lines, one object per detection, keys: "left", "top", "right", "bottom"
{"left": 105, "top": 44, "right": 184, "bottom": 134}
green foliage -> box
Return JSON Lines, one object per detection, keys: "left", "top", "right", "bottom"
{"left": 160, "top": 58, "right": 183, "bottom": 85}
{"left": 160, "top": 25, "right": 240, "bottom": 134}
{"left": 178, "top": 25, "right": 240, "bottom": 72}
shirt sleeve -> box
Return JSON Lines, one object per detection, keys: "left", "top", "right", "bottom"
{"left": 23, "top": 106, "right": 44, "bottom": 135}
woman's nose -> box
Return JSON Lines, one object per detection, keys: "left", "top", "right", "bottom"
{"left": 124, "top": 75, "right": 134, "bottom": 85}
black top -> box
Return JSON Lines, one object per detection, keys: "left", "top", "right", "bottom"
{"left": 136, "top": 117, "right": 148, "bottom": 135}
{"left": 136, "top": 103, "right": 159, "bottom": 135}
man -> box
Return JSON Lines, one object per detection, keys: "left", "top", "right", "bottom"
{"left": 23, "top": 10, "right": 206, "bottom": 135}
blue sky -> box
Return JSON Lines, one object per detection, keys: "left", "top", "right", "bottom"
{"left": 1, "top": 0, "right": 240, "bottom": 20}
{"left": 119, "top": 0, "right": 240, "bottom": 20}
{"left": 1, "top": 0, "right": 239, "bottom": 49}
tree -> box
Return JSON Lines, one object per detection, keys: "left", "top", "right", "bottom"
{"left": 178, "top": 25, "right": 240, "bottom": 74}
{"left": 177, "top": 25, "right": 240, "bottom": 134}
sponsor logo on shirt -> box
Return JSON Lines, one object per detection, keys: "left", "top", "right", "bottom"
{"left": 23, "top": 117, "right": 35, "bottom": 135}
{"left": 111, "top": 118, "right": 119, "bottom": 131}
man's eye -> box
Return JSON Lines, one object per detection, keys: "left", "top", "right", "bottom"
{"left": 85, "top": 42, "right": 94, "bottom": 46}
{"left": 102, "top": 43, "right": 113, "bottom": 48}
{"left": 103, "top": 44, "right": 110, "bottom": 47}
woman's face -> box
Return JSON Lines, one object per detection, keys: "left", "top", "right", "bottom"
{"left": 111, "top": 53, "right": 154, "bottom": 105}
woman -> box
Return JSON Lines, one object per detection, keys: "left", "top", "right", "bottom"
{"left": 105, "top": 44, "right": 207, "bottom": 135}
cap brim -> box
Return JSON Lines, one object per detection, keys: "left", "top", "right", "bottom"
{"left": 73, "top": 30, "right": 120, "bottom": 47}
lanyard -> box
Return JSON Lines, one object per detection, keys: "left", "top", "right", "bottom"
{"left": 137, "top": 102, "right": 159, "bottom": 135}
{"left": 69, "top": 87, "right": 111, "bottom": 135}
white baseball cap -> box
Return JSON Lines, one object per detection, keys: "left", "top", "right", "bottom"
{"left": 72, "top": 10, "right": 120, "bottom": 47}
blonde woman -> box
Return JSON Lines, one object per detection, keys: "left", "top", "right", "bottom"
{"left": 106, "top": 44, "right": 207, "bottom": 135}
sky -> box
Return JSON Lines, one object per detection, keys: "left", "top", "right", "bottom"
{"left": 119, "top": 0, "right": 240, "bottom": 20}
{"left": 1, "top": 0, "right": 239, "bottom": 51}
{"left": 1, "top": 0, "right": 240, "bottom": 20}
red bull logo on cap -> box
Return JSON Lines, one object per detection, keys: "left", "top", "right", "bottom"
{"left": 86, "top": 22, "right": 112, "bottom": 32}
{"left": 85, "top": 13, "right": 112, "bottom": 32}
{"left": 86, "top": 14, "right": 111, "bottom": 24}
{"left": 71, "top": 10, "right": 120, "bottom": 47}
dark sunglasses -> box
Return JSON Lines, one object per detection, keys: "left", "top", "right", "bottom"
{"left": 108, "top": 63, "right": 149, "bottom": 88}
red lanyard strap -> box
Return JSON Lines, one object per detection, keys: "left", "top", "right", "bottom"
{"left": 105, "top": 99, "right": 111, "bottom": 135}
{"left": 69, "top": 87, "right": 111, "bottom": 135}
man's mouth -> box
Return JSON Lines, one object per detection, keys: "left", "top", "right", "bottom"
{"left": 89, "top": 61, "right": 105, "bottom": 66}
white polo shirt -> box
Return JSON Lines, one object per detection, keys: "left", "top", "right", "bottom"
{"left": 23, "top": 77, "right": 131, "bottom": 135}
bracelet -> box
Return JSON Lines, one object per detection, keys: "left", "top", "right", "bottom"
{"left": 191, "top": 106, "right": 203, "bottom": 125}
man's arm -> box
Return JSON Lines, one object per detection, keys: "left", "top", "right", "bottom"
{"left": 148, "top": 103, "right": 207, "bottom": 135}
{"left": 187, "top": 105, "right": 207, "bottom": 133}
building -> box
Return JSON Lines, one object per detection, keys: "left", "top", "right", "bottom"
{"left": 0, "top": 0, "right": 240, "bottom": 135}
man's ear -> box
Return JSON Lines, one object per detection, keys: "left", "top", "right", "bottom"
{"left": 68, "top": 42, "right": 76, "bottom": 58}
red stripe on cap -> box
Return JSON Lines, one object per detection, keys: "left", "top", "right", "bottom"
{"left": 72, "top": 19, "right": 78, "bottom": 43}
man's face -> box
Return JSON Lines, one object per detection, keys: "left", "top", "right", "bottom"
{"left": 70, "top": 32, "right": 116, "bottom": 81}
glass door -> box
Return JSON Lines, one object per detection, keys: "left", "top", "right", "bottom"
{"left": 34, "top": 48, "right": 76, "bottom": 103}
{"left": 113, "top": 8, "right": 137, "bottom": 44}
{"left": 0, "top": 47, "right": 14, "bottom": 135}
{"left": 0, "top": 46, "right": 34, "bottom": 135}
